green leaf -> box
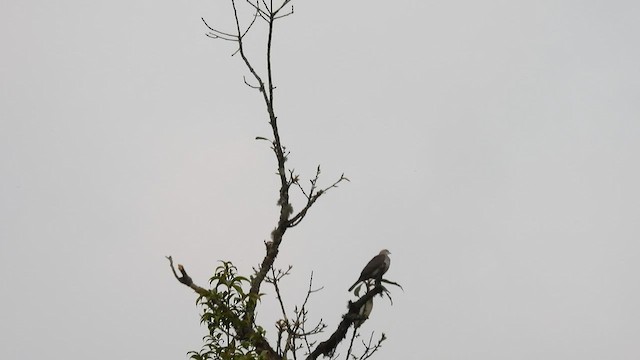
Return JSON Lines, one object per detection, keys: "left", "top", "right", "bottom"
{"left": 232, "top": 284, "right": 245, "bottom": 296}
{"left": 354, "top": 283, "right": 362, "bottom": 297}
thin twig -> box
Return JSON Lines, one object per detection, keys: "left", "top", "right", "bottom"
{"left": 345, "top": 329, "right": 357, "bottom": 360}
{"left": 275, "top": 6, "right": 294, "bottom": 20}
{"left": 288, "top": 172, "right": 350, "bottom": 228}
{"left": 245, "top": 0, "right": 270, "bottom": 20}
{"left": 274, "top": 0, "right": 292, "bottom": 14}
{"left": 358, "top": 332, "right": 386, "bottom": 360}
{"left": 201, "top": 18, "right": 238, "bottom": 41}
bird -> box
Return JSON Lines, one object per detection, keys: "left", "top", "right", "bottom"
{"left": 348, "top": 249, "right": 391, "bottom": 291}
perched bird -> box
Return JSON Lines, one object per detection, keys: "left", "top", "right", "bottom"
{"left": 348, "top": 249, "right": 391, "bottom": 291}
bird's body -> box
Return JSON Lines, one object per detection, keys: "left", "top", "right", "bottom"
{"left": 348, "top": 249, "right": 391, "bottom": 291}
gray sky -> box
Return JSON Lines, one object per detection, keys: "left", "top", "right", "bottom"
{"left": 2, "top": 0, "right": 639, "bottom": 359}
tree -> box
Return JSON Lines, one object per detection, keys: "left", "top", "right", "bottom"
{"left": 166, "top": 1, "right": 399, "bottom": 359}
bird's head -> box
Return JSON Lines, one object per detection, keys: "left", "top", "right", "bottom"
{"left": 379, "top": 249, "right": 391, "bottom": 256}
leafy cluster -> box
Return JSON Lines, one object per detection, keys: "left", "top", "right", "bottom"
{"left": 189, "top": 262, "right": 265, "bottom": 360}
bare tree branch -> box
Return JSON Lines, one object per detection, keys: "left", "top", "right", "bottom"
{"left": 288, "top": 171, "right": 350, "bottom": 228}
{"left": 201, "top": 18, "right": 238, "bottom": 41}
{"left": 305, "top": 284, "right": 386, "bottom": 360}
{"left": 245, "top": 0, "right": 270, "bottom": 21}
{"left": 357, "top": 332, "right": 386, "bottom": 360}
{"left": 165, "top": 256, "right": 208, "bottom": 296}
{"left": 273, "top": 0, "right": 292, "bottom": 14}
{"left": 274, "top": 6, "right": 294, "bottom": 20}
{"left": 221, "top": 2, "right": 290, "bottom": 328}
{"left": 345, "top": 329, "right": 359, "bottom": 360}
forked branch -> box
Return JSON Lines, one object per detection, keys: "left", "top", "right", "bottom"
{"left": 305, "top": 285, "right": 386, "bottom": 360}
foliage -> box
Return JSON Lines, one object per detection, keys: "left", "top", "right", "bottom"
{"left": 187, "top": 262, "right": 264, "bottom": 360}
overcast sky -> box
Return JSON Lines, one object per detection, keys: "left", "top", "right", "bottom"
{"left": 2, "top": 0, "right": 640, "bottom": 359}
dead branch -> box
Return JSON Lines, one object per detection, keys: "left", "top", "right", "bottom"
{"left": 165, "top": 256, "right": 208, "bottom": 296}
{"left": 201, "top": 18, "right": 238, "bottom": 42}
{"left": 357, "top": 332, "right": 386, "bottom": 360}
{"left": 305, "top": 284, "right": 385, "bottom": 360}
{"left": 288, "top": 171, "right": 350, "bottom": 228}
